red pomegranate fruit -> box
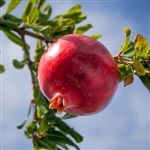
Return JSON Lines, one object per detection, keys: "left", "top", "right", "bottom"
{"left": 38, "top": 34, "right": 120, "bottom": 116}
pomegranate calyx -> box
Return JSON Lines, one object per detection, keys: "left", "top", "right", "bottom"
{"left": 49, "top": 93, "right": 67, "bottom": 114}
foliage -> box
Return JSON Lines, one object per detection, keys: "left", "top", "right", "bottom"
{"left": 114, "top": 28, "right": 150, "bottom": 91}
{"left": 0, "top": 0, "right": 149, "bottom": 150}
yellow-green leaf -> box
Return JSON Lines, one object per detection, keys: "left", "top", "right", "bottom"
{"left": 44, "top": 4, "right": 52, "bottom": 17}
{"left": 75, "top": 24, "right": 93, "bottom": 34}
{"left": 6, "top": 0, "right": 22, "bottom": 14}
{"left": 134, "top": 34, "right": 149, "bottom": 58}
{"left": 28, "top": 7, "right": 39, "bottom": 24}
{"left": 67, "top": 5, "right": 81, "bottom": 14}
{"left": 22, "top": 0, "right": 33, "bottom": 19}
{"left": 133, "top": 57, "right": 149, "bottom": 76}
{"left": 90, "top": 34, "right": 101, "bottom": 40}
{"left": 0, "top": 64, "right": 5, "bottom": 73}
{"left": 121, "top": 27, "right": 131, "bottom": 54}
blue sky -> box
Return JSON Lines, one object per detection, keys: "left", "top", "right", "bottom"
{"left": 0, "top": 0, "right": 149, "bottom": 149}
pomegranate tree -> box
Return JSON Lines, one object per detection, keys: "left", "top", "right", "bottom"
{"left": 38, "top": 34, "right": 120, "bottom": 116}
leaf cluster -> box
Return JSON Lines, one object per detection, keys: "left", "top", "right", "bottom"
{"left": 0, "top": 0, "right": 150, "bottom": 149}
{"left": 1, "top": 0, "right": 100, "bottom": 149}
{"left": 17, "top": 87, "right": 82, "bottom": 150}
{"left": 115, "top": 27, "right": 150, "bottom": 91}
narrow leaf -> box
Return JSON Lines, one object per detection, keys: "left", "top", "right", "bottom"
{"left": 0, "top": 64, "right": 5, "bottom": 73}
{"left": 47, "top": 130, "right": 80, "bottom": 150}
{"left": 121, "top": 27, "right": 131, "bottom": 54}
{"left": 36, "top": 0, "right": 46, "bottom": 9}
{"left": 28, "top": 7, "right": 39, "bottom": 24}
{"left": 90, "top": 34, "right": 101, "bottom": 40}
{"left": 4, "top": 30, "right": 23, "bottom": 47}
{"left": 38, "top": 138, "right": 57, "bottom": 150}
{"left": 22, "top": 0, "right": 33, "bottom": 19}
{"left": 0, "top": 18, "right": 20, "bottom": 29}
{"left": 75, "top": 24, "right": 93, "bottom": 34}
{"left": 33, "top": 86, "right": 47, "bottom": 106}
{"left": 138, "top": 75, "right": 150, "bottom": 92}
{"left": 17, "top": 104, "right": 32, "bottom": 129}
{"left": 55, "top": 119, "right": 83, "bottom": 143}
{"left": 6, "top": 0, "right": 22, "bottom": 14}
{"left": 37, "top": 115, "right": 50, "bottom": 135}
{"left": 0, "top": 0, "right": 5, "bottom": 7}
{"left": 44, "top": 4, "right": 52, "bottom": 17}
{"left": 62, "top": 113, "right": 77, "bottom": 119}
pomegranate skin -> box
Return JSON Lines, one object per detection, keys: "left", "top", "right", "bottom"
{"left": 38, "top": 34, "right": 120, "bottom": 116}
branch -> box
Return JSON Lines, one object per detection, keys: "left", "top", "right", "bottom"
{"left": 20, "top": 33, "right": 36, "bottom": 86}
{"left": 14, "top": 28, "right": 54, "bottom": 43}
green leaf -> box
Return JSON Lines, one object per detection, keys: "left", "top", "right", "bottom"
{"left": 0, "top": 64, "right": 5, "bottom": 73}
{"left": 145, "top": 54, "right": 150, "bottom": 60}
{"left": 24, "top": 130, "right": 32, "bottom": 139}
{"left": 44, "top": 4, "right": 52, "bottom": 17}
{"left": 36, "top": 39, "right": 43, "bottom": 49}
{"left": 22, "top": 0, "right": 33, "bottom": 19}
{"left": 47, "top": 130, "right": 80, "bottom": 150}
{"left": 33, "top": 86, "right": 48, "bottom": 106}
{"left": 133, "top": 57, "right": 150, "bottom": 76}
{"left": 63, "top": 12, "right": 86, "bottom": 24}
{"left": 75, "top": 24, "right": 93, "bottom": 34}
{"left": 28, "top": 7, "right": 39, "bottom": 24}
{"left": 36, "top": 0, "right": 46, "bottom": 9}
{"left": 40, "top": 25, "right": 52, "bottom": 39}
{"left": 54, "top": 25, "right": 75, "bottom": 39}
{"left": 134, "top": 34, "right": 149, "bottom": 58}
{"left": 118, "top": 64, "right": 133, "bottom": 82}
{"left": 90, "top": 34, "right": 101, "bottom": 40}
{"left": 6, "top": 0, "right": 22, "bottom": 14}
{"left": 55, "top": 119, "right": 83, "bottom": 143}
{"left": 121, "top": 27, "right": 131, "bottom": 54}
{"left": 33, "top": 139, "right": 42, "bottom": 150}
{"left": 17, "top": 104, "right": 32, "bottom": 129}
{"left": 3, "top": 13, "right": 22, "bottom": 23}
{"left": 4, "top": 30, "right": 29, "bottom": 49}
{"left": 38, "top": 137, "right": 57, "bottom": 150}
{"left": 34, "top": 46, "right": 45, "bottom": 62}
{"left": 123, "top": 41, "right": 135, "bottom": 55}
{"left": 0, "top": 18, "right": 20, "bottom": 29}
{"left": 67, "top": 5, "right": 81, "bottom": 14}
{"left": 138, "top": 75, "right": 150, "bottom": 92}
{"left": 26, "top": 122, "right": 37, "bottom": 134}
{"left": 0, "top": 0, "right": 5, "bottom": 7}
{"left": 37, "top": 114, "right": 50, "bottom": 135}
{"left": 62, "top": 113, "right": 77, "bottom": 119}
{"left": 12, "top": 59, "right": 26, "bottom": 69}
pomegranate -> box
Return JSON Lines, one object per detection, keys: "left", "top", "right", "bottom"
{"left": 38, "top": 34, "right": 120, "bottom": 116}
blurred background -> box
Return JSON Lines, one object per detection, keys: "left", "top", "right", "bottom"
{"left": 1, "top": 0, "right": 149, "bottom": 149}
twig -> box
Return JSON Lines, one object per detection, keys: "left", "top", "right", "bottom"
{"left": 20, "top": 33, "right": 36, "bottom": 85}
{"left": 14, "top": 28, "right": 54, "bottom": 43}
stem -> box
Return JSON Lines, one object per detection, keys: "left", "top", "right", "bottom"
{"left": 14, "top": 28, "right": 54, "bottom": 43}
{"left": 20, "top": 33, "right": 36, "bottom": 85}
